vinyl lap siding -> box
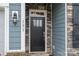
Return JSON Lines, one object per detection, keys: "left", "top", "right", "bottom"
{"left": 52, "top": 4, "right": 65, "bottom": 56}
{"left": 9, "top": 3, "right": 21, "bottom": 50}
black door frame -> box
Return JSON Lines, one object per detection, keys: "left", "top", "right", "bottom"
{"left": 29, "top": 9, "right": 47, "bottom": 53}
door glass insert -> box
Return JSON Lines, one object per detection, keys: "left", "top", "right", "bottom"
{"left": 33, "top": 19, "right": 42, "bottom": 27}
{"left": 39, "top": 20, "right": 42, "bottom": 27}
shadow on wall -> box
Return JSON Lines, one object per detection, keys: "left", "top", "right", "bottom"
{"left": 52, "top": 3, "right": 65, "bottom": 56}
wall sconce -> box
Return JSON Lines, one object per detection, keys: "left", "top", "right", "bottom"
{"left": 12, "top": 11, "right": 18, "bottom": 25}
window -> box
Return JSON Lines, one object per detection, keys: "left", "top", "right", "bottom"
{"left": 33, "top": 19, "right": 42, "bottom": 27}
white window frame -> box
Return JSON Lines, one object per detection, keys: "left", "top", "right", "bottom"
{"left": 29, "top": 9, "right": 47, "bottom": 53}
{"left": 6, "top": 3, "right": 25, "bottom": 53}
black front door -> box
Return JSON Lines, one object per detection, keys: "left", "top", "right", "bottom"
{"left": 30, "top": 17, "right": 45, "bottom": 52}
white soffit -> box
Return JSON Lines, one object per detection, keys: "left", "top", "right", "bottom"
{"left": 0, "top": 3, "right": 9, "bottom": 7}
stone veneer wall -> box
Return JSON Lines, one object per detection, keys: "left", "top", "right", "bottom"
{"left": 25, "top": 3, "right": 52, "bottom": 55}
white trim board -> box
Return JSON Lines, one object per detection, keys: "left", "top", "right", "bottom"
{"left": 21, "top": 3, "right": 25, "bottom": 52}
{"left": 4, "top": 4, "right": 9, "bottom": 55}
{"left": 0, "top": 3, "right": 9, "bottom": 7}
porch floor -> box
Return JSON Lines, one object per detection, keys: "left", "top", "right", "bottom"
{"left": 6, "top": 52, "right": 50, "bottom": 56}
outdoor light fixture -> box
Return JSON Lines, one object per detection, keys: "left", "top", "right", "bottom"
{"left": 12, "top": 11, "right": 18, "bottom": 25}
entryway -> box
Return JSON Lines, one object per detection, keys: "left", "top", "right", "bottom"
{"left": 29, "top": 10, "right": 47, "bottom": 52}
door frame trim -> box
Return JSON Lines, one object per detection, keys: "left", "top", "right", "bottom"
{"left": 4, "top": 3, "right": 9, "bottom": 55}
{"left": 21, "top": 3, "right": 25, "bottom": 52}
{"left": 29, "top": 9, "right": 47, "bottom": 53}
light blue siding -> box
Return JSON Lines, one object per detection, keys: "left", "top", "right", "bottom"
{"left": 52, "top": 4, "right": 65, "bottom": 56}
{"left": 9, "top": 3, "right": 21, "bottom": 50}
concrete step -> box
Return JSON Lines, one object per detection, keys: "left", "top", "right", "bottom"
{"left": 6, "top": 52, "right": 50, "bottom": 56}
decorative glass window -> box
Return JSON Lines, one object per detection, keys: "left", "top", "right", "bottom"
{"left": 39, "top": 20, "right": 42, "bottom": 27}
{"left": 31, "top": 11, "right": 44, "bottom": 16}
{"left": 33, "top": 19, "right": 42, "bottom": 27}
{"left": 36, "top": 12, "right": 44, "bottom": 16}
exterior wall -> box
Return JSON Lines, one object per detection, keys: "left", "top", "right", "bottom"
{"left": 7, "top": 3, "right": 52, "bottom": 56}
{"left": 9, "top": 3, "right": 21, "bottom": 50}
{"left": 67, "top": 3, "right": 79, "bottom": 56}
{"left": 52, "top": 4, "right": 65, "bottom": 56}
{"left": 25, "top": 3, "right": 52, "bottom": 55}
{"left": 7, "top": 3, "right": 65, "bottom": 56}
{"left": 0, "top": 8, "right": 5, "bottom": 55}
